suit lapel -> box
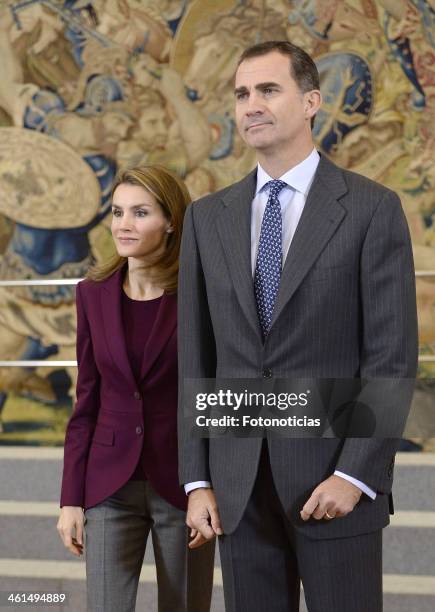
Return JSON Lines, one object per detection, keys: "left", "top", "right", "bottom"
{"left": 100, "top": 265, "right": 136, "bottom": 388}
{"left": 270, "top": 156, "right": 348, "bottom": 329}
{"left": 216, "top": 158, "right": 348, "bottom": 339}
{"left": 138, "top": 292, "right": 177, "bottom": 382}
{"left": 101, "top": 266, "right": 177, "bottom": 385}
{"left": 216, "top": 169, "right": 263, "bottom": 342}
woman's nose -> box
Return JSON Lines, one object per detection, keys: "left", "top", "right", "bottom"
{"left": 119, "top": 215, "right": 133, "bottom": 230}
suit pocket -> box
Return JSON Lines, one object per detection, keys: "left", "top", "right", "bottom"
{"left": 91, "top": 423, "right": 115, "bottom": 446}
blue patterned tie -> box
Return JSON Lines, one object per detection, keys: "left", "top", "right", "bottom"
{"left": 254, "top": 179, "right": 287, "bottom": 338}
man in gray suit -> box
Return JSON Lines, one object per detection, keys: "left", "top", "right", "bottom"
{"left": 178, "top": 41, "right": 418, "bottom": 611}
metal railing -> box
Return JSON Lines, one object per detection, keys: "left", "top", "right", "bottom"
{"left": 0, "top": 274, "right": 434, "bottom": 365}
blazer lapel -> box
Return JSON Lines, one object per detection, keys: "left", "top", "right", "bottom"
{"left": 138, "top": 292, "right": 177, "bottom": 382}
{"left": 270, "top": 156, "right": 348, "bottom": 329}
{"left": 217, "top": 168, "right": 263, "bottom": 342}
{"left": 100, "top": 265, "right": 137, "bottom": 388}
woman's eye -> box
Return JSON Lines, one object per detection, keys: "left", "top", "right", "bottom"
{"left": 112, "top": 209, "right": 122, "bottom": 217}
{"left": 136, "top": 210, "right": 147, "bottom": 217}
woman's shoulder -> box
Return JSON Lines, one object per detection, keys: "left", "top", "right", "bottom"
{"left": 76, "top": 275, "right": 112, "bottom": 298}
{"left": 77, "top": 277, "right": 100, "bottom": 293}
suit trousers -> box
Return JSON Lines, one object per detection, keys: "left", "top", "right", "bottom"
{"left": 218, "top": 443, "right": 382, "bottom": 612}
{"left": 84, "top": 480, "right": 215, "bottom": 612}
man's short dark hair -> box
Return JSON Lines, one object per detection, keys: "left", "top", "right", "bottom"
{"left": 237, "top": 41, "right": 320, "bottom": 128}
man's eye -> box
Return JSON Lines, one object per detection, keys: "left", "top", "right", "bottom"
{"left": 236, "top": 92, "right": 248, "bottom": 100}
{"left": 263, "top": 88, "right": 273, "bottom": 95}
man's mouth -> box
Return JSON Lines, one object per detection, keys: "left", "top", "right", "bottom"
{"left": 246, "top": 122, "right": 271, "bottom": 131}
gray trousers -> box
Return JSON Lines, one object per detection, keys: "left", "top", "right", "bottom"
{"left": 219, "top": 444, "right": 383, "bottom": 612}
{"left": 84, "top": 480, "right": 215, "bottom": 612}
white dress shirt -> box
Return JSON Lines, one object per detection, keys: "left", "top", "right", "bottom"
{"left": 185, "top": 148, "right": 376, "bottom": 500}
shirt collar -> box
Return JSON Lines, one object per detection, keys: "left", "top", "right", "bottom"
{"left": 255, "top": 148, "right": 320, "bottom": 196}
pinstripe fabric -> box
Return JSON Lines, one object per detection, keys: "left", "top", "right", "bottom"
{"left": 178, "top": 154, "right": 418, "bottom": 540}
{"left": 298, "top": 530, "right": 382, "bottom": 612}
{"left": 218, "top": 444, "right": 382, "bottom": 611}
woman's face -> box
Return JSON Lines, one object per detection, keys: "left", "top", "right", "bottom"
{"left": 111, "top": 183, "right": 172, "bottom": 262}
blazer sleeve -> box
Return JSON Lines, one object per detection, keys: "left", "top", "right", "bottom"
{"left": 335, "top": 190, "right": 418, "bottom": 494}
{"left": 60, "top": 281, "right": 101, "bottom": 507}
{"left": 177, "top": 203, "right": 216, "bottom": 485}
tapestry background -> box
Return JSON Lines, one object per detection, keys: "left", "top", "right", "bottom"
{"left": 0, "top": 0, "right": 433, "bottom": 445}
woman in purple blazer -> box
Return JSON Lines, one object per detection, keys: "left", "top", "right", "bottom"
{"left": 57, "top": 165, "right": 214, "bottom": 611}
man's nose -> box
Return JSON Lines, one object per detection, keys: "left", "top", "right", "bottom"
{"left": 245, "top": 93, "right": 264, "bottom": 116}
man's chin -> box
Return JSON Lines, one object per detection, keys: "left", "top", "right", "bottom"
{"left": 244, "top": 135, "right": 274, "bottom": 151}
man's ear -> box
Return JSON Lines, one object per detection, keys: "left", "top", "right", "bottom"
{"left": 304, "top": 89, "right": 322, "bottom": 119}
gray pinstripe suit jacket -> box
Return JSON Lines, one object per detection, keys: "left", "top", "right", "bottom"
{"left": 178, "top": 154, "right": 418, "bottom": 538}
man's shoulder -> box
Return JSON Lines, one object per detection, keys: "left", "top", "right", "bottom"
{"left": 190, "top": 170, "right": 256, "bottom": 214}
{"left": 191, "top": 185, "right": 232, "bottom": 210}
{"left": 339, "top": 164, "right": 399, "bottom": 203}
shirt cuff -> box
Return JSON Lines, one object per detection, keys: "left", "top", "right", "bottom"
{"left": 184, "top": 481, "right": 211, "bottom": 495}
{"left": 334, "top": 470, "right": 377, "bottom": 500}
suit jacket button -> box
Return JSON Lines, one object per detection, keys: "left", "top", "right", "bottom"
{"left": 262, "top": 368, "right": 272, "bottom": 378}
{"left": 134, "top": 391, "right": 141, "bottom": 400}
{"left": 135, "top": 426, "right": 143, "bottom": 435}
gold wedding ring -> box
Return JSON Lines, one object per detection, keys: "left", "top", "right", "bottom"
{"left": 324, "top": 511, "right": 335, "bottom": 520}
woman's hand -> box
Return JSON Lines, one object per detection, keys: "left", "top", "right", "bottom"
{"left": 57, "top": 506, "right": 85, "bottom": 556}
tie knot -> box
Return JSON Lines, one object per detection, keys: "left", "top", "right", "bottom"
{"left": 266, "top": 179, "right": 287, "bottom": 198}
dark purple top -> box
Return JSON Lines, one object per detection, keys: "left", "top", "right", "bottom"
{"left": 121, "top": 289, "right": 162, "bottom": 480}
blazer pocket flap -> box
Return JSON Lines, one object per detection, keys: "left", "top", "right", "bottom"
{"left": 92, "top": 423, "right": 115, "bottom": 446}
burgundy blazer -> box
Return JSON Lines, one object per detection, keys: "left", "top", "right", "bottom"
{"left": 60, "top": 266, "right": 187, "bottom": 511}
